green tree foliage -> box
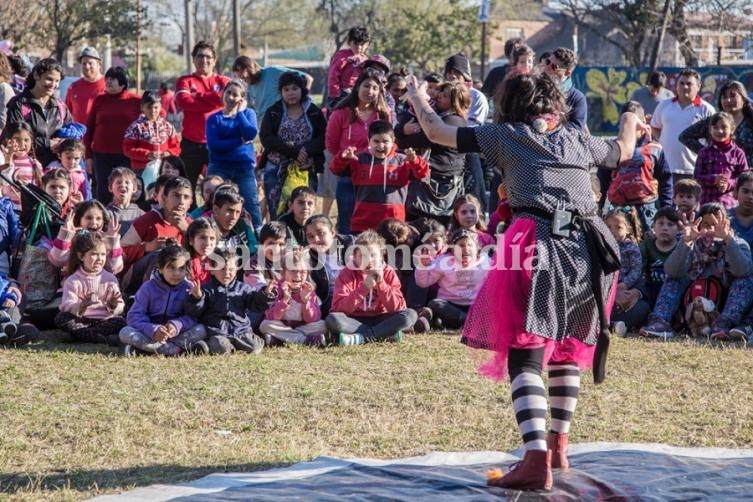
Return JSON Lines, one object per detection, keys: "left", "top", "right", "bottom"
{"left": 372, "top": 0, "right": 483, "bottom": 72}
{"left": 39, "top": 0, "right": 142, "bottom": 62}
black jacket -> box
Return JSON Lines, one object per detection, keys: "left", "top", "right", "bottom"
{"left": 259, "top": 97, "right": 327, "bottom": 173}
{"left": 183, "top": 277, "right": 258, "bottom": 338}
{"left": 395, "top": 111, "right": 467, "bottom": 177}
{"left": 4, "top": 90, "right": 71, "bottom": 166}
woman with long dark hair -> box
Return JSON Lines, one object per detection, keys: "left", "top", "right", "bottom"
{"left": 4, "top": 58, "right": 71, "bottom": 166}
{"left": 396, "top": 80, "right": 470, "bottom": 224}
{"left": 325, "top": 71, "right": 391, "bottom": 234}
{"left": 680, "top": 80, "right": 753, "bottom": 166}
{"left": 406, "top": 71, "right": 643, "bottom": 491}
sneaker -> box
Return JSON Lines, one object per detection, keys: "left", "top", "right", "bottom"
{"left": 414, "top": 317, "right": 431, "bottom": 333}
{"left": 2, "top": 321, "right": 17, "bottom": 338}
{"left": 338, "top": 333, "right": 365, "bottom": 346}
{"left": 264, "top": 333, "right": 284, "bottom": 348}
{"left": 639, "top": 318, "right": 673, "bottom": 339}
{"left": 304, "top": 334, "right": 326, "bottom": 348}
{"left": 612, "top": 321, "right": 627, "bottom": 337}
{"left": 728, "top": 324, "right": 753, "bottom": 342}
{"left": 387, "top": 331, "right": 403, "bottom": 343}
{"left": 12, "top": 323, "right": 39, "bottom": 345}
{"left": 190, "top": 340, "right": 210, "bottom": 355}
{"left": 122, "top": 344, "right": 136, "bottom": 357}
{"left": 416, "top": 307, "right": 433, "bottom": 322}
{"left": 710, "top": 321, "right": 732, "bottom": 341}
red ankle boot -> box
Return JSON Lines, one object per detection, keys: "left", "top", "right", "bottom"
{"left": 487, "top": 449, "right": 553, "bottom": 491}
{"left": 547, "top": 432, "right": 569, "bottom": 470}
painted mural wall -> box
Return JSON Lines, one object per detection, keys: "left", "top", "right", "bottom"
{"left": 571, "top": 66, "right": 753, "bottom": 133}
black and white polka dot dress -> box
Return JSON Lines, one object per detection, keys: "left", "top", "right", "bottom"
{"left": 458, "top": 123, "right": 621, "bottom": 345}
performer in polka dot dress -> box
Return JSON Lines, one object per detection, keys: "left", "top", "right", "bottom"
{"left": 407, "top": 72, "right": 646, "bottom": 491}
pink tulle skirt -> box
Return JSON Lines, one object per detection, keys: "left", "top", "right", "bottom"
{"left": 461, "top": 217, "right": 617, "bottom": 382}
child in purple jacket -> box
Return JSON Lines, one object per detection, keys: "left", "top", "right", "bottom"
{"left": 119, "top": 243, "right": 207, "bottom": 356}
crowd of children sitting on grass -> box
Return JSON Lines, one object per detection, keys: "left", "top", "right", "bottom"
{"left": 2, "top": 39, "right": 753, "bottom": 354}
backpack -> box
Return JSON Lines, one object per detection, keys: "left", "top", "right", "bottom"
{"left": 607, "top": 143, "right": 658, "bottom": 206}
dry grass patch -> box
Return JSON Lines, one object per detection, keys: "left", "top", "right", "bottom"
{"left": 0, "top": 331, "right": 752, "bottom": 500}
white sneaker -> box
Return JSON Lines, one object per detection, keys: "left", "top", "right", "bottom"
{"left": 338, "top": 333, "right": 364, "bottom": 346}
{"left": 612, "top": 321, "right": 627, "bottom": 337}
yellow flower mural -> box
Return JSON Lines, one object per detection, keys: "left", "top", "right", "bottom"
{"left": 585, "top": 67, "right": 631, "bottom": 125}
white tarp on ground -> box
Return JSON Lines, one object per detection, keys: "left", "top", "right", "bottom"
{"left": 89, "top": 443, "right": 753, "bottom": 501}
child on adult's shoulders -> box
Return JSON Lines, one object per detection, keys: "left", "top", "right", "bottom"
{"left": 277, "top": 186, "right": 316, "bottom": 247}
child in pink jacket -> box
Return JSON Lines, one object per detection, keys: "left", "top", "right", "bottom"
{"left": 325, "top": 230, "right": 417, "bottom": 345}
{"left": 259, "top": 249, "right": 328, "bottom": 347}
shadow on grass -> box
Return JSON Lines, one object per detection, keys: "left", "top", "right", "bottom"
{"left": 0, "top": 460, "right": 292, "bottom": 496}
{"left": 11, "top": 329, "right": 122, "bottom": 356}
{"left": 625, "top": 331, "right": 749, "bottom": 349}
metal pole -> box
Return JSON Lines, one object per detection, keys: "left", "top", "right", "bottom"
{"left": 480, "top": 22, "right": 487, "bottom": 81}
{"left": 136, "top": 0, "right": 142, "bottom": 93}
{"left": 185, "top": 0, "right": 194, "bottom": 74}
{"left": 232, "top": 0, "right": 241, "bottom": 56}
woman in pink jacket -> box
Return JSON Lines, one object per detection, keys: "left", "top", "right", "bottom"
{"left": 325, "top": 72, "right": 391, "bottom": 234}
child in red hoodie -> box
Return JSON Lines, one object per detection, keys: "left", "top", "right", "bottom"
{"left": 330, "top": 120, "right": 429, "bottom": 233}
{"left": 326, "top": 230, "right": 417, "bottom": 345}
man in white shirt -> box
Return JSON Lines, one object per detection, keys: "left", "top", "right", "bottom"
{"left": 651, "top": 68, "right": 715, "bottom": 193}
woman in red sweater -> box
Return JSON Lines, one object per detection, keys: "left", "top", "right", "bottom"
{"left": 83, "top": 66, "right": 141, "bottom": 203}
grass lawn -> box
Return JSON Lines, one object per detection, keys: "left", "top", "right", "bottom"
{"left": 1, "top": 330, "right": 753, "bottom": 500}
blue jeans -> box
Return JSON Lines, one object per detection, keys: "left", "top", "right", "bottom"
{"left": 207, "top": 161, "right": 263, "bottom": 231}
{"left": 263, "top": 161, "right": 281, "bottom": 220}
{"left": 336, "top": 175, "right": 355, "bottom": 234}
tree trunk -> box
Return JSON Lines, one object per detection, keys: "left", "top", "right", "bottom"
{"left": 667, "top": 0, "right": 699, "bottom": 66}
{"left": 649, "top": 0, "right": 672, "bottom": 71}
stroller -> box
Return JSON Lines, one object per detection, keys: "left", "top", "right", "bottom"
{"left": 0, "top": 167, "right": 65, "bottom": 327}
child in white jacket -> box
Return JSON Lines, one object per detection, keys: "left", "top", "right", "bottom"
{"left": 414, "top": 229, "right": 490, "bottom": 331}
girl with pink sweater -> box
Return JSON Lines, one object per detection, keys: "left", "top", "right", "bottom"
{"left": 54, "top": 232, "right": 126, "bottom": 345}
